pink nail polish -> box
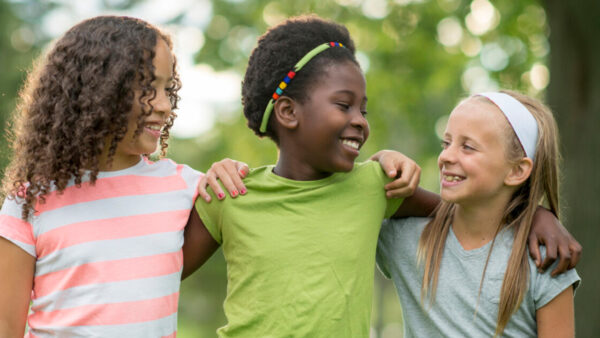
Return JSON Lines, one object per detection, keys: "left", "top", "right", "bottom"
{"left": 232, "top": 190, "right": 238, "bottom": 197}
{"left": 241, "top": 188, "right": 247, "bottom": 195}
{"left": 218, "top": 193, "right": 225, "bottom": 199}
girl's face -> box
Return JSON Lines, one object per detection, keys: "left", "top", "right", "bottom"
{"left": 112, "top": 38, "right": 174, "bottom": 168}
{"left": 438, "top": 98, "right": 514, "bottom": 206}
{"left": 293, "top": 60, "right": 369, "bottom": 178}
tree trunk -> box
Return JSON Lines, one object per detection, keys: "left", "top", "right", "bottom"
{"left": 545, "top": 0, "right": 600, "bottom": 335}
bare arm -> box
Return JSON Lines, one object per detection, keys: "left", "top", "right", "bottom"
{"left": 0, "top": 237, "right": 34, "bottom": 337}
{"left": 181, "top": 208, "right": 220, "bottom": 280}
{"left": 392, "top": 187, "right": 440, "bottom": 218}
{"left": 536, "top": 286, "right": 575, "bottom": 338}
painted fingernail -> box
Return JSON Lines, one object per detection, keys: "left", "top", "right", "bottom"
{"left": 240, "top": 188, "right": 247, "bottom": 195}
{"left": 218, "top": 193, "right": 225, "bottom": 199}
{"left": 232, "top": 190, "right": 238, "bottom": 197}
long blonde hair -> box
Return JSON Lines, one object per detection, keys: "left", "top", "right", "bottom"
{"left": 417, "top": 90, "right": 561, "bottom": 336}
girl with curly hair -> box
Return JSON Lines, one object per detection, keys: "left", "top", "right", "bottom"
{"left": 0, "top": 16, "right": 246, "bottom": 337}
{"left": 189, "top": 15, "right": 580, "bottom": 337}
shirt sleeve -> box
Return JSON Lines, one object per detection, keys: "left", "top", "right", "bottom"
{"left": 194, "top": 190, "right": 225, "bottom": 244}
{"left": 532, "top": 246, "right": 581, "bottom": 309}
{"left": 364, "top": 161, "right": 404, "bottom": 218}
{"left": 0, "top": 197, "right": 36, "bottom": 257}
{"left": 376, "top": 219, "right": 394, "bottom": 279}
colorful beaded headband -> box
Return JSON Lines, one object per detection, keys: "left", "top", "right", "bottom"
{"left": 259, "top": 42, "right": 345, "bottom": 133}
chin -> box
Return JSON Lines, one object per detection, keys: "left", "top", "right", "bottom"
{"left": 440, "top": 190, "right": 460, "bottom": 203}
{"left": 336, "top": 161, "right": 355, "bottom": 173}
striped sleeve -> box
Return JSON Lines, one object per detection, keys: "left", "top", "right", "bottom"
{"left": 0, "top": 197, "right": 36, "bottom": 257}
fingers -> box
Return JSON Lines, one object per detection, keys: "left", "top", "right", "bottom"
{"left": 527, "top": 233, "right": 542, "bottom": 268}
{"left": 235, "top": 162, "right": 250, "bottom": 179}
{"left": 568, "top": 240, "right": 582, "bottom": 269}
{"left": 209, "top": 160, "right": 243, "bottom": 198}
{"left": 200, "top": 159, "right": 249, "bottom": 202}
{"left": 551, "top": 244, "right": 571, "bottom": 277}
{"left": 384, "top": 162, "right": 421, "bottom": 199}
{"left": 539, "top": 236, "right": 558, "bottom": 272}
{"left": 197, "top": 175, "right": 213, "bottom": 203}
{"left": 205, "top": 169, "right": 226, "bottom": 201}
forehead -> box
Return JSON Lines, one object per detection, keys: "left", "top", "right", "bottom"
{"left": 312, "top": 61, "right": 366, "bottom": 97}
{"left": 446, "top": 98, "right": 510, "bottom": 140}
{"left": 153, "top": 38, "right": 174, "bottom": 78}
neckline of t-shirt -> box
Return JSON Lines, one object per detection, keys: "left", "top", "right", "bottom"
{"left": 96, "top": 156, "right": 147, "bottom": 177}
{"left": 262, "top": 165, "right": 344, "bottom": 186}
{"left": 447, "top": 225, "right": 514, "bottom": 260}
{"left": 448, "top": 225, "right": 499, "bottom": 259}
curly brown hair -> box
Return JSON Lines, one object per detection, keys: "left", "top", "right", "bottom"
{"left": 1, "top": 16, "right": 182, "bottom": 219}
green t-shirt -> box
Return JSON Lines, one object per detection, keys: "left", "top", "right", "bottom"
{"left": 196, "top": 161, "right": 403, "bottom": 337}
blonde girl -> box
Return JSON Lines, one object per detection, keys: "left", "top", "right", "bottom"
{"left": 377, "top": 90, "right": 580, "bottom": 337}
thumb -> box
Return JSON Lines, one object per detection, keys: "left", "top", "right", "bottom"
{"left": 378, "top": 156, "right": 397, "bottom": 178}
{"left": 236, "top": 162, "right": 249, "bottom": 178}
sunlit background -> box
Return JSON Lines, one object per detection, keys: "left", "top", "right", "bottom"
{"left": 1, "top": 0, "right": 598, "bottom": 337}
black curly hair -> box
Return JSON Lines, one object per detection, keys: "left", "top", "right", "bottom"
{"left": 1, "top": 15, "right": 182, "bottom": 219}
{"left": 242, "top": 15, "right": 358, "bottom": 143}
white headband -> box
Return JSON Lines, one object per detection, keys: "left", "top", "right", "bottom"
{"left": 477, "top": 92, "right": 539, "bottom": 160}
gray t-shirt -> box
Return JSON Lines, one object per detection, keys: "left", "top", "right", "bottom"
{"left": 376, "top": 217, "right": 580, "bottom": 338}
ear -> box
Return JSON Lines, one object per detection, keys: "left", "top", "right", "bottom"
{"left": 273, "top": 96, "right": 299, "bottom": 130}
{"left": 504, "top": 157, "right": 534, "bottom": 187}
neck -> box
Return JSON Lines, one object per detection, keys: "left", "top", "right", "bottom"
{"left": 97, "top": 150, "right": 141, "bottom": 172}
{"left": 274, "top": 149, "right": 332, "bottom": 181}
{"left": 452, "top": 192, "right": 513, "bottom": 250}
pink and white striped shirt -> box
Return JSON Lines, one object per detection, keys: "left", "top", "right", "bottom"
{"left": 0, "top": 157, "right": 201, "bottom": 337}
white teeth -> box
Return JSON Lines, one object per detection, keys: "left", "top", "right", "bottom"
{"left": 146, "top": 125, "right": 161, "bottom": 131}
{"left": 444, "top": 175, "right": 463, "bottom": 182}
{"left": 341, "top": 139, "right": 360, "bottom": 150}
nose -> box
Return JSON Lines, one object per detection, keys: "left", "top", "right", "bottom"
{"left": 350, "top": 108, "right": 369, "bottom": 132}
{"left": 438, "top": 143, "right": 456, "bottom": 167}
{"left": 152, "top": 89, "right": 172, "bottom": 117}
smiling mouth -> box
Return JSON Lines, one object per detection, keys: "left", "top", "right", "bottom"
{"left": 442, "top": 175, "right": 465, "bottom": 182}
{"left": 340, "top": 138, "right": 361, "bottom": 150}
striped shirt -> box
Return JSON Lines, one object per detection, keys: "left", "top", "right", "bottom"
{"left": 0, "top": 157, "right": 201, "bottom": 337}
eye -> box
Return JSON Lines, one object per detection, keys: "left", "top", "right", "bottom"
{"left": 441, "top": 140, "right": 450, "bottom": 149}
{"left": 360, "top": 110, "right": 368, "bottom": 117}
{"left": 462, "top": 143, "right": 475, "bottom": 151}
{"left": 336, "top": 102, "right": 350, "bottom": 111}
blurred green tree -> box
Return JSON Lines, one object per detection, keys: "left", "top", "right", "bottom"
{"left": 0, "top": 0, "right": 39, "bottom": 173}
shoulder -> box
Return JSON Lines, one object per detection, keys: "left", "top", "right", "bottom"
{"left": 527, "top": 245, "right": 581, "bottom": 309}
{"left": 0, "top": 195, "right": 28, "bottom": 220}
{"left": 382, "top": 216, "right": 430, "bottom": 234}
{"left": 346, "top": 160, "right": 389, "bottom": 184}
{"left": 146, "top": 157, "right": 202, "bottom": 178}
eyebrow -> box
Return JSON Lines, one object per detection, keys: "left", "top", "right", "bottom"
{"left": 333, "top": 89, "right": 368, "bottom": 103}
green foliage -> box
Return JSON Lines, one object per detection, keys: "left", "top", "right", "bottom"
{"left": 0, "top": 0, "right": 40, "bottom": 174}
